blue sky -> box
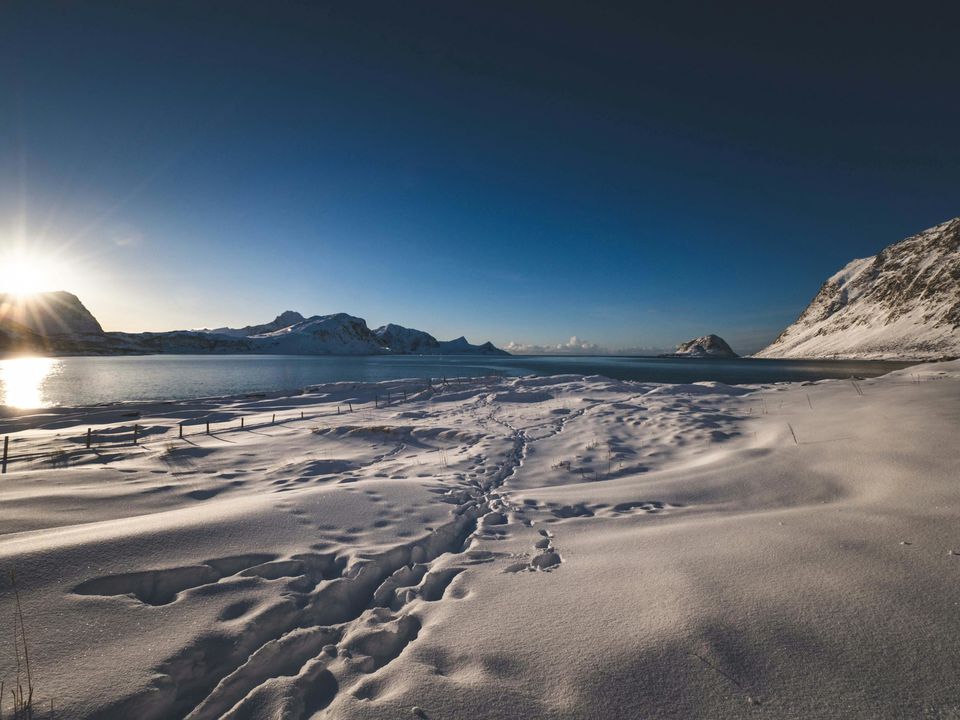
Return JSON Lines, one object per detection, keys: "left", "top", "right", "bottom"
{"left": 1, "top": 2, "right": 958, "bottom": 354}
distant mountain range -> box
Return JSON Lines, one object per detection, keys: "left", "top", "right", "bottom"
{"left": 5, "top": 217, "right": 957, "bottom": 362}
{"left": 0, "top": 296, "right": 508, "bottom": 356}
{"left": 757, "top": 217, "right": 960, "bottom": 360}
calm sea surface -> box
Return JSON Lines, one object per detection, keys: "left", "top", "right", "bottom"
{"left": 0, "top": 354, "right": 916, "bottom": 409}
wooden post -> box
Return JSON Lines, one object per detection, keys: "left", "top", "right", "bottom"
{"left": 86, "top": 428, "right": 92, "bottom": 449}
{"left": 206, "top": 422, "right": 210, "bottom": 435}
{"left": 272, "top": 413, "right": 276, "bottom": 424}
{"left": 133, "top": 424, "right": 139, "bottom": 445}
{"left": 348, "top": 402, "right": 353, "bottom": 412}
{"left": 2, "top": 435, "right": 7, "bottom": 474}
{"left": 241, "top": 417, "right": 245, "bottom": 429}
{"left": 337, "top": 406, "right": 341, "bottom": 415}
{"left": 301, "top": 410, "right": 304, "bottom": 420}
{"left": 375, "top": 394, "right": 379, "bottom": 408}
{"left": 179, "top": 423, "right": 183, "bottom": 439}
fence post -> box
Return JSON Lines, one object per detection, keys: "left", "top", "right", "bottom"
{"left": 133, "top": 424, "right": 139, "bottom": 445}
{"left": 179, "top": 423, "right": 183, "bottom": 439}
{"left": 348, "top": 402, "right": 353, "bottom": 412}
{"left": 86, "top": 428, "right": 92, "bottom": 449}
{"left": 337, "top": 406, "right": 341, "bottom": 415}
{"left": 375, "top": 394, "right": 379, "bottom": 408}
{"left": 2, "top": 436, "right": 7, "bottom": 474}
{"left": 272, "top": 413, "right": 276, "bottom": 424}
{"left": 241, "top": 417, "right": 244, "bottom": 429}
{"left": 206, "top": 422, "right": 210, "bottom": 435}
{"left": 301, "top": 410, "right": 304, "bottom": 420}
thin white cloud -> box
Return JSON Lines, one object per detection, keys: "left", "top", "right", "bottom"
{"left": 111, "top": 225, "right": 144, "bottom": 248}
{"left": 505, "top": 336, "right": 668, "bottom": 356}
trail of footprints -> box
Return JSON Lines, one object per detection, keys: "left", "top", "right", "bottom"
{"left": 537, "top": 498, "right": 688, "bottom": 519}
{"left": 76, "top": 520, "right": 475, "bottom": 717}
{"left": 71, "top": 418, "right": 531, "bottom": 718}
{"left": 71, "top": 398, "right": 691, "bottom": 718}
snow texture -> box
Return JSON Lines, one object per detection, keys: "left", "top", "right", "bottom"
{"left": 2, "top": 360, "right": 959, "bottom": 718}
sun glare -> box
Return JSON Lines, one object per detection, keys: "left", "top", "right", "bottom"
{"left": 0, "top": 254, "right": 57, "bottom": 297}
{"left": 0, "top": 356, "right": 56, "bottom": 408}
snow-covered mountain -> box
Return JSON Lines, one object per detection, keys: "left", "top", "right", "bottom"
{"left": 168, "top": 312, "right": 507, "bottom": 355}
{"left": 0, "top": 297, "right": 509, "bottom": 356}
{"left": 437, "top": 336, "right": 506, "bottom": 355}
{"left": 757, "top": 217, "right": 960, "bottom": 360}
{"left": 249, "top": 313, "right": 386, "bottom": 355}
{"left": 669, "top": 334, "right": 738, "bottom": 358}
{"left": 372, "top": 324, "right": 508, "bottom": 355}
{"left": 118, "top": 312, "right": 507, "bottom": 356}
{"left": 206, "top": 311, "right": 306, "bottom": 338}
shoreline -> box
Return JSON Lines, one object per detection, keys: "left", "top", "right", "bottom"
{"left": 0, "top": 356, "right": 922, "bottom": 416}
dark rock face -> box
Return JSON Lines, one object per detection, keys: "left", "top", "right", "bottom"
{"left": 672, "top": 334, "right": 738, "bottom": 358}
{"left": 373, "top": 325, "right": 509, "bottom": 355}
{"left": 0, "top": 291, "right": 104, "bottom": 337}
{"left": 758, "top": 217, "right": 960, "bottom": 359}
{"left": 373, "top": 324, "right": 441, "bottom": 353}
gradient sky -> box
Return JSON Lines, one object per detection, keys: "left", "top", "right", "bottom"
{"left": 1, "top": 2, "right": 958, "bottom": 354}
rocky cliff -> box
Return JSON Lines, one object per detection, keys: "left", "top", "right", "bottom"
{"left": 757, "top": 217, "right": 960, "bottom": 360}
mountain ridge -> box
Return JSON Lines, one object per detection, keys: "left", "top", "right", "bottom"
{"left": 206, "top": 311, "right": 306, "bottom": 338}
{"left": 757, "top": 217, "right": 960, "bottom": 360}
{"left": 0, "top": 295, "right": 509, "bottom": 356}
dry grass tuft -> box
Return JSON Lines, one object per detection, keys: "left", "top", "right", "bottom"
{"left": 1, "top": 569, "right": 49, "bottom": 720}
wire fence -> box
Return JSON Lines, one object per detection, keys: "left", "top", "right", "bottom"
{"left": 0, "top": 374, "right": 505, "bottom": 474}
{"left": 2, "top": 369, "right": 944, "bottom": 474}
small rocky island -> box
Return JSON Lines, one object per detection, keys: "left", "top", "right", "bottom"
{"left": 666, "top": 334, "right": 739, "bottom": 358}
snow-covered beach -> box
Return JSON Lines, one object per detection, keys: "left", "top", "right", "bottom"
{"left": 2, "top": 361, "right": 960, "bottom": 719}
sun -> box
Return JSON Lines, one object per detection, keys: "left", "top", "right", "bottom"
{"left": 0, "top": 253, "right": 57, "bottom": 297}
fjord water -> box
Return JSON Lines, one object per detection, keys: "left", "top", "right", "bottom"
{"left": 0, "top": 354, "right": 915, "bottom": 409}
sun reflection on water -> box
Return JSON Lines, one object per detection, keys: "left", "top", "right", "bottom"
{"left": 0, "top": 356, "right": 58, "bottom": 408}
